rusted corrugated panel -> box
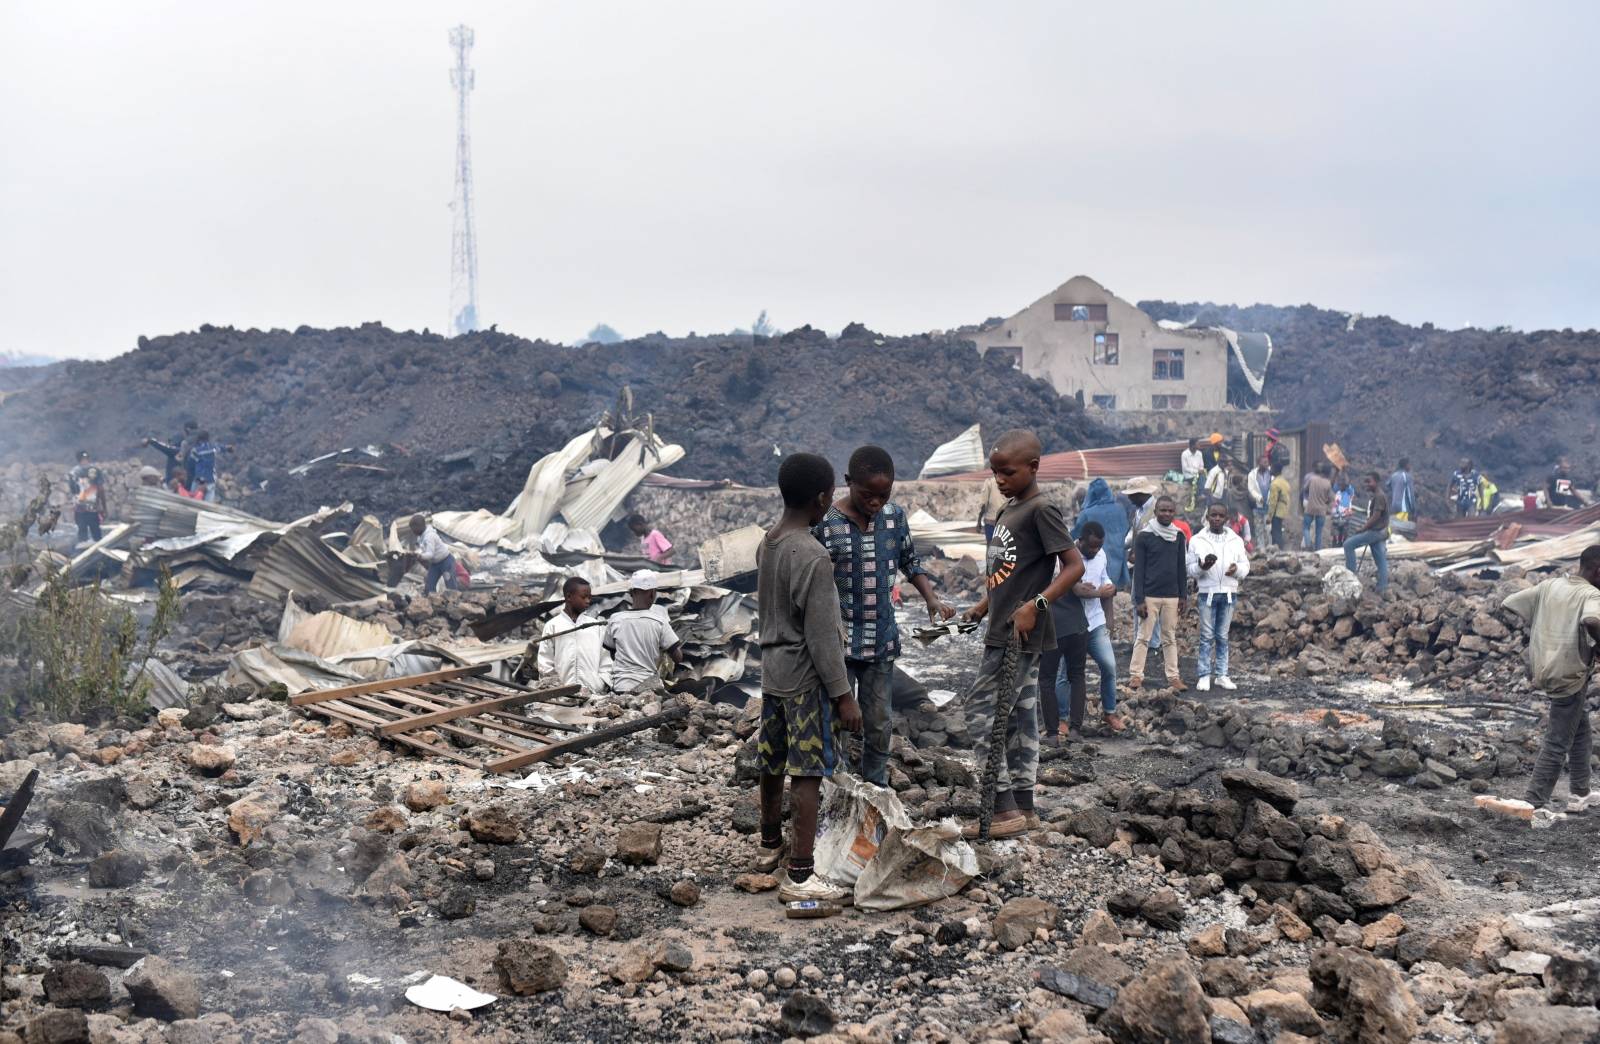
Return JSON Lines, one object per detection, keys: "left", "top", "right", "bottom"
{"left": 934, "top": 441, "right": 1187, "bottom": 483}
{"left": 1415, "top": 503, "right": 1600, "bottom": 542}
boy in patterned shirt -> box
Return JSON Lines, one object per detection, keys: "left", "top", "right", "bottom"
{"left": 813, "top": 446, "right": 954, "bottom": 786}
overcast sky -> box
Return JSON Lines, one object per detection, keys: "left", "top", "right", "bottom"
{"left": 3, "top": 2, "right": 1597, "bottom": 360}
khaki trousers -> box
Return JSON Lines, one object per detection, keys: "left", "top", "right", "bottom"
{"left": 1129, "top": 597, "right": 1180, "bottom": 683}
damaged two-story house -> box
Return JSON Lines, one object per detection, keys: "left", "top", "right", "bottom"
{"left": 967, "top": 275, "right": 1270, "bottom": 412}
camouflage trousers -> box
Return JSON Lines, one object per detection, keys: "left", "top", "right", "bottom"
{"left": 964, "top": 644, "right": 1042, "bottom": 794}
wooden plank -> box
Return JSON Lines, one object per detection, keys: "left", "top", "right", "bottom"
{"left": 485, "top": 704, "right": 689, "bottom": 774}
{"left": 289, "top": 665, "right": 489, "bottom": 707}
{"left": 313, "top": 695, "right": 494, "bottom": 768}
{"left": 445, "top": 678, "right": 581, "bottom": 704}
{"left": 391, "top": 686, "right": 573, "bottom": 740}
{"left": 378, "top": 687, "right": 577, "bottom": 736}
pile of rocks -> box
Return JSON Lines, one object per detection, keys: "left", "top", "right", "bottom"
{"left": 1236, "top": 554, "right": 1536, "bottom": 687}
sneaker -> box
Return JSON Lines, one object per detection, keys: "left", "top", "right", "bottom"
{"left": 1196, "top": 676, "right": 1212, "bottom": 693}
{"left": 778, "top": 872, "right": 852, "bottom": 904}
{"left": 1103, "top": 712, "right": 1127, "bottom": 733}
{"left": 1127, "top": 676, "right": 1143, "bottom": 691}
{"left": 1214, "top": 676, "right": 1237, "bottom": 691}
{"left": 1567, "top": 792, "right": 1600, "bottom": 813}
{"left": 752, "top": 841, "right": 786, "bottom": 873}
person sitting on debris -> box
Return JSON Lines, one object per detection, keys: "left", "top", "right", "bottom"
{"left": 1130, "top": 495, "right": 1188, "bottom": 692}
{"left": 1549, "top": 457, "right": 1587, "bottom": 509}
{"left": 1228, "top": 501, "right": 1254, "bottom": 552}
{"left": 1267, "top": 463, "right": 1292, "bottom": 549}
{"left": 137, "top": 465, "right": 163, "bottom": 488}
{"left": 1343, "top": 472, "right": 1391, "bottom": 596}
{"left": 959, "top": 430, "right": 1084, "bottom": 839}
{"left": 1072, "top": 478, "right": 1130, "bottom": 591}
{"left": 811, "top": 445, "right": 951, "bottom": 787}
{"left": 977, "top": 475, "right": 1007, "bottom": 543}
{"left": 74, "top": 466, "right": 106, "bottom": 545}
{"left": 1450, "top": 457, "right": 1481, "bottom": 518}
{"left": 168, "top": 475, "right": 203, "bottom": 500}
{"left": 754, "top": 453, "right": 861, "bottom": 903}
{"left": 1188, "top": 502, "right": 1250, "bottom": 693}
{"left": 628, "top": 513, "right": 674, "bottom": 565}
{"left": 1501, "top": 544, "right": 1600, "bottom": 812}
{"left": 603, "top": 569, "right": 682, "bottom": 694}
{"left": 188, "top": 431, "right": 231, "bottom": 504}
{"left": 1388, "top": 458, "right": 1416, "bottom": 522}
{"left": 408, "top": 514, "right": 458, "bottom": 594}
{"left": 537, "top": 577, "right": 611, "bottom": 693}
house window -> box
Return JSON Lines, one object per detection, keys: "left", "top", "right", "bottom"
{"left": 1152, "top": 348, "right": 1185, "bottom": 380}
{"left": 988, "top": 346, "right": 1023, "bottom": 370}
{"left": 1054, "top": 303, "right": 1108, "bottom": 322}
{"left": 1151, "top": 394, "right": 1188, "bottom": 410}
{"left": 1093, "top": 332, "right": 1119, "bottom": 364}
{"left": 1091, "top": 395, "right": 1117, "bottom": 410}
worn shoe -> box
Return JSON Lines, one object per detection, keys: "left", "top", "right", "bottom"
{"left": 1127, "top": 676, "right": 1143, "bottom": 691}
{"left": 1214, "top": 676, "right": 1237, "bottom": 691}
{"left": 1103, "top": 712, "right": 1127, "bottom": 733}
{"left": 752, "top": 841, "right": 786, "bottom": 873}
{"left": 778, "top": 872, "right": 852, "bottom": 904}
{"left": 1168, "top": 677, "right": 1187, "bottom": 692}
{"left": 1196, "top": 676, "right": 1212, "bottom": 693}
{"left": 1020, "top": 811, "right": 1045, "bottom": 831}
{"left": 960, "top": 811, "right": 1031, "bottom": 840}
{"left": 1567, "top": 792, "right": 1600, "bottom": 813}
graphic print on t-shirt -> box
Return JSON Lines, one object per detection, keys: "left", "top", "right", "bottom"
{"left": 987, "top": 522, "right": 1017, "bottom": 589}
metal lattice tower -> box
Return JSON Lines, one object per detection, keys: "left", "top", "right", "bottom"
{"left": 448, "top": 24, "right": 480, "bottom": 335}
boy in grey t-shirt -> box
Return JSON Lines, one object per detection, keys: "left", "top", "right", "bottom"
{"left": 754, "top": 453, "right": 863, "bottom": 904}
{"left": 960, "top": 430, "right": 1083, "bottom": 839}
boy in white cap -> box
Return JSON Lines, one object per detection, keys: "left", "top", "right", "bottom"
{"left": 603, "top": 569, "right": 683, "bottom": 693}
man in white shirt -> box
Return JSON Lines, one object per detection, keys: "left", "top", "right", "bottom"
{"left": 1203, "top": 458, "right": 1229, "bottom": 507}
{"left": 1180, "top": 438, "right": 1205, "bottom": 514}
{"left": 537, "top": 576, "right": 611, "bottom": 693}
{"left": 603, "top": 570, "right": 683, "bottom": 694}
{"left": 408, "top": 514, "right": 457, "bottom": 594}
{"left": 1186, "top": 502, "right": 1251, "bottom": 692}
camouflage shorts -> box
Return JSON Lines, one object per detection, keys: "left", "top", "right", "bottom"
{"left": 757, "top": 689, "right": 839, "bottom": 778}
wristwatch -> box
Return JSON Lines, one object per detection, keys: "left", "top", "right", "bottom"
{"left": 1033, "top": 594, "right": 1049, "bottom": 613}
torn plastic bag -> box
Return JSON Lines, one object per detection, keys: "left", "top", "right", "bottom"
{"left": 812, "top": 772, "right": 978, "bottom": 911}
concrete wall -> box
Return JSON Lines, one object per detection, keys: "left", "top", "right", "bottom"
{"left": 970, "top": 275, "right": 1230, "bottom": 411}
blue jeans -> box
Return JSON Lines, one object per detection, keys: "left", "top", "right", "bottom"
{"left": 424, "top": 554, "right": 458, "bottom": 594}
{"left": 846, "top": 658, "right": 895, "bottom": 786}
{"left": 1343, "top": 529, "right": 1390, "bottom": 594}
{"left": 1196, "top": 593, "right": 1235, "bottom": 679}
{"left": 1301, "top": 514, "right": 1325, "bottom": 550}
{"left": 1085, "top": 625, "right": 1117, "bottom": 712}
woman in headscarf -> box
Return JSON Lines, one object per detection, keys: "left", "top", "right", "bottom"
{"left": 1072, "top": 478, "right": 1129, "bottom": 588}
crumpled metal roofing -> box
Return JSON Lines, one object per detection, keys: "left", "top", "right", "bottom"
{"left": 1415, "top": 503, "right": 1600, "bottom": 542}
{"left": 247, "top": 528, "right": 387, "bottom": 604}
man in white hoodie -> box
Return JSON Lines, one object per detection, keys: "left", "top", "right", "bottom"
{"left": 1187, "top": 502, "right": 1251, "bottom": 692}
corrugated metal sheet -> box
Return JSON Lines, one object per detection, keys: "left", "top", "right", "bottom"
{"left": 247, "top": 529, "right": 387, "bottom": 605}
{"left": 1416, "top": 503, "right": 1600, "bottom": 542}
{"left": 932, "top": 441, "right": 1187, "bottom": 483}
{"left": 919, "top": 424, "right": 986, "bottom": 478}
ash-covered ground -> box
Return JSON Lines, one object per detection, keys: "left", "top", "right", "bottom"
{"left": 4, "top": 543, "right": 1600, "bottom": 1044}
